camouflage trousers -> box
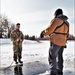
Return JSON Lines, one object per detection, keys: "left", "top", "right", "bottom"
{"left": 13, "top": 45, "right": 22, "bottom": 61}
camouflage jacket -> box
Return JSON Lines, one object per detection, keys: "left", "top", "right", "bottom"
{"left": 10, "top": 29, "right": 24, "bottom": 46}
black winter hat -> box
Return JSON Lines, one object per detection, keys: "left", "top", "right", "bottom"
{"left": 54, "top": 8, "right": 63, "bottom": 17}
{"left": 16, "top": 23, "right": 20, "bottom": 25}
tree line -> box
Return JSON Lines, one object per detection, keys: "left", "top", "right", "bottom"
{"left": 0, "top": 14, "right": 38, "bottom": 40}
{"left": 0, "top": 14, "right": 15, "bottom": 38}
{"left": 0, "top": 14, "right": 75, "bottom": 41}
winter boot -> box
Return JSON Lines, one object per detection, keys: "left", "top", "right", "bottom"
{"left": 14, "top": 60, "right": 18, "bottom": 64}
{"left": 18, "top": 59, "right": 23, "bottom": 64}
{"left": 57, "top": 69, "right": 63, "bottom": 75}
{"left": 50, "top": 71, "right": 57, "bottom": 75}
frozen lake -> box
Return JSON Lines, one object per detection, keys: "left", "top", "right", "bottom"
{"left": 0, "top": 39, "right": 75, "bottom": 68}
{"left": 0, "top": 39, "right": 75, "bottom": 75}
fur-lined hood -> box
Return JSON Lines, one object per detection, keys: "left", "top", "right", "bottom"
{"left": 57, "top": 14, "right": 68, "bottom": 21}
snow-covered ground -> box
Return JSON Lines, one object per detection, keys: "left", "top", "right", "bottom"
{"left": 0, "top": 39, "right": 75, "bottom": 75}
{"left": 0, "top": 39, "right": 49, "bottom": 67}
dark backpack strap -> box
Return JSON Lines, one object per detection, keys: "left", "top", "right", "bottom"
{"left": 49, "top": 21, "right": 69, "bottom": 36}
{"left": 54, "top": 22, "right": 65, "bottom": 31}
{"left": 53, "top": 21, "right": 69, "bottom": 36}
{"left": 53, "top": 32, "right": 68, "bottom": 35}
{"left": 54, "top": 21, "right": 69, "bottom": 31}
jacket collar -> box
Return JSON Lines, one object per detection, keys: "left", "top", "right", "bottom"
{"left": 57, "top": 14, "right": 68, "bottom": 21}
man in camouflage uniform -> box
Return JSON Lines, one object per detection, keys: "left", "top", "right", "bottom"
{"left": 10, "top": 23, "right": 24, "bottom": 64}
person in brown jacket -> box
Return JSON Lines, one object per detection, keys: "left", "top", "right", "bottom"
{"left": 40, "top": 8, "right": 69, "bottom": 75}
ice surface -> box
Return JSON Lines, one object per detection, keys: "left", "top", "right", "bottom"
{"left": 0, "top": 39, "right": 75, "bottom": 75}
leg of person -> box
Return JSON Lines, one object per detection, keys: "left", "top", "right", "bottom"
{"left": 18, "top": 46, "right": 23, "bottom": 63}
{"left": 48, "top": 42, "right": 52, "bottom": 64}
{"left": 13, "top": 51, "right": 18, "bottom": 64}
{"left": 57, "top": 46, "right": 64, "bottom": 75}
{"left": 13, "top": 45, "right": 18, "bottom": 64}
{"left": 48, "top": 43, "right": 61, "bottom": 75}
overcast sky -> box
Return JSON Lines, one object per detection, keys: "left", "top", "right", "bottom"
{"left": 1, "top": 0, "right": 74, "bottom": 36}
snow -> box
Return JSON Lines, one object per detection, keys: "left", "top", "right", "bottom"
{"left": 0, "top": 39, "right": 75, "bottom": 75}
{"left": 0, "top": 39, "right": 39, "bottom": 45}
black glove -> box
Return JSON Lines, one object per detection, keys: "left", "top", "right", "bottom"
{"left": 40, "top": 31, "right": 44, "bottom": 38}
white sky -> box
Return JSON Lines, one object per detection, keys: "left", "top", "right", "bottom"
{"left": 1, "top": 0, "right": 75, "bottom": 36}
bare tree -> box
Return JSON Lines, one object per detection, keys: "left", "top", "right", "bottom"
{"left": 8, "top": 23, "right": 15, "bottom": 38}
{"left": 0, "top": 14, "right": 3, "bottom": 38}
{"left": 0, "top": 14, "right": 15, "bottom": 38}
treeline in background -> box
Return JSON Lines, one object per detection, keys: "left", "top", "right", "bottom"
{"left": 0, "top": 14, "right": 75, "bottom": 41}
